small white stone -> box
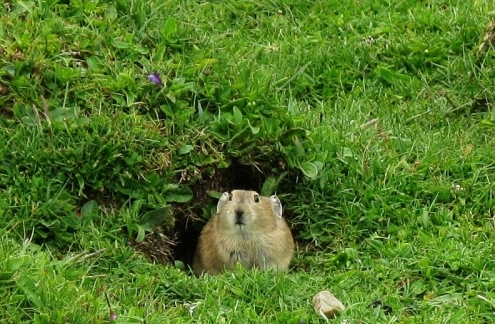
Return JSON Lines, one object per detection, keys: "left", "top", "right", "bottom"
{"left": 313, "top": 290, "right": 345, "bottom": 320}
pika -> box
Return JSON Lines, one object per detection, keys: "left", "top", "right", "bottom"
{"left": 192, "top": 190, "right": 295, "bottom": 276}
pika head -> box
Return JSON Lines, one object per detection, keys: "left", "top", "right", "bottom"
{"left": 193, "top": 189, "right": 295, "bottom": 275}
{"left": 216, "top": 190, "right": 283, "bottom": 234}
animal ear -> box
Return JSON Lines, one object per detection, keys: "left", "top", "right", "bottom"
{"left": 269, "top": 195, "right": 283, "bottom": 219}
{"left": 217, "top": 192, "right": 230, "bottom": 213}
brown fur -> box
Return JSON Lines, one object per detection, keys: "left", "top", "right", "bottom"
{"left": 193, "top": 190, "right": 295, "bottom": 276}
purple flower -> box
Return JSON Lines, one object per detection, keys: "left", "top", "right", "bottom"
{"left": 147, "top": 73, "right": 164, "bottom": 87}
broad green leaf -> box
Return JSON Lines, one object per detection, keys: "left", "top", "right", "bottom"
{"left": 232, "top": 82, "right": 246, "bottom": 90}
{"left": 232, "top": 107, "right": 243, "bottom": 124}
{"left": 370, "top": 27, "right": 392, "bottom": 36}
{"left": 222, "top": 112, "right": 233, "bottom": 123}
{"left": 223, "top": 98, "right": 247, "bottom": 110}
{"left": 247, "top": 120, "right": 260, "bottom": 135}
{"left": 430, "top": 293, "right": 463, "bottom": 304}
{"left": 313, "top": 161, "right": 324, "bottom": 171}
{"left": 15, "top": 1, "right": 35, "bottom": 14}
{"left": 139, "top": 205, "right": 171, "bottom": 232}
{"left": 293, "top": 136, "right": 305, "bottom": 156}
{"left": 162, "top": 17, "right": 177, "bottom": 39}
{"left": 21, "top": 287, "right": 43, "bottom": 308}
{"left": 152, "top": 44, "right": 167, "bottom": 62}
{"left": 131, "top": 199, "right": 145, "bottom": 215}
{"left": 375, "top": 66, "right": 411, "bottom": 85}
{"left": 333, "top": 251, "right": 349, "bottom": 265}
{"left": 134, "top": 45, "right": 149, "bottom": 55}
{"left": 145, "top": 172, "right": 161, "bottom": 187}
{"left": 48, "top": 108, "right": 71, "bottom": 120}
{"left": 35, "top": 229, "right": 48, "bottom": 238}
{"left": 344, "top": 248, "right": 358, "bottom": 259}
{"left": 20, "top": 115, "right": 39, "bottom": 126}
{"left": 230, "top": 286, "right": 248, "bottom": 298}
{"left": 80, "top": 200, "right": 97, "bottom": 217}
{"left": 174, "top": 260, "right": 185, "bottom": 270}
{"left": 206, "top": 190, "right": 222, "bottom": 199}
{"left": 421, "top": 208, "right": 430, "bottom": 228}
{"left": 104, "top": 5, "right": 118, "bottom": 21}
{"left": 227, "top": 124, "right": 251, "bottom": 144}
{"left": 480, "top": 119, "right": 495, "bottom": 127}
{"left": 112, "top": 40, "right": 129, "bottom": 49}
{"left": 342, "top": 147, "right": 353, "bottom": 157}
{"left": 160, "top": 105, "right": 173, "bottom": 115}
{"left": 209, "top": 129, "right": 228, "bottom": 141}
{"left": 17, "top": 276, "right": 43, "bottom": 308}
{"left": 300, "top": 162, "right": 318, "bottom": 179}
{"left": 179, "top": 145, "right": 194, "bottom": 155}
{"left": 419, "top": 258, "right": 430, "bottom": 268}
{"left": 261, "top": 176, "right": 277, "bottom": 196}
{"left": 7, "top": 256, "right": 30, "bottom": 271}
{"left": 152, "top": 191, "right": 167, "bottom": 205}
{"left": 163, "top": 185, "right": 193, "bottom": 203}
{"left": 280, "top": 128, "right": 307, "bottom": 143}
{"left": 116, "top": 176, "right": 144, "bottom": 199}
{"left": 200, "top": 155, "right": 215, "bottom": 165}
{"left": 136, "top": 226, "right": 145, "bottom": 243}
{"left": 126, "top": 91, "right": 136, "bottom": 106}
{"left": 3, "top": 64, "right": 15, "bottom": 76}
{"left": 86, "top": 56, "right": 105, "bottom": 71}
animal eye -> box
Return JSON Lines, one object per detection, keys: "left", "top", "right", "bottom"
{"left": 228, "top": 193, "right": 233, "bottom": 201}
{"left": 254, "top": 194, "right": 259, "bottom": 202}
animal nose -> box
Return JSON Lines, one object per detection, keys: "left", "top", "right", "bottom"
{"left": 235, "top": 208, "right": 244, "bottom": 224}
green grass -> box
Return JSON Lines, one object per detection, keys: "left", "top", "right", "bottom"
{"left": 2, "top": 0, "right": 495, "bottom": 322}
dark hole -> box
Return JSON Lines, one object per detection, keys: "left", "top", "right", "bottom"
{"left": 471, "top": 97, "right": 490, "bottom": 113}
{"left": 169, "top": 161, "right": 265, "bottom": 271}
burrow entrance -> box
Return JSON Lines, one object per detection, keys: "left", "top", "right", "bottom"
{"left": 131, "top": 160, "right": 270, "bottom": 270}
